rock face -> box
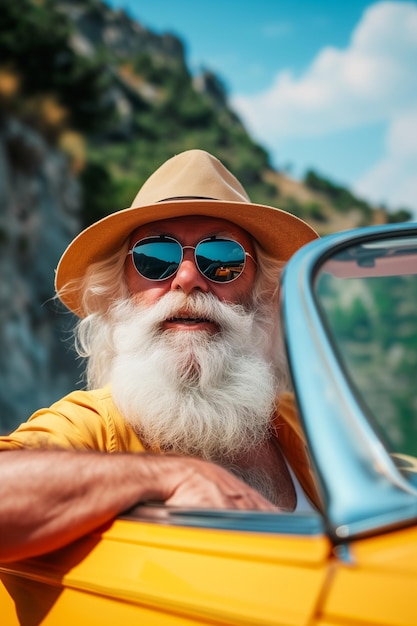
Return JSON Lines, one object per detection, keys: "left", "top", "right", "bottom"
{"left": 58, "top": 0, "right": 185, "bottom": 63}
{"left": 0, "top": 117, "right": 82, "bottom": 433}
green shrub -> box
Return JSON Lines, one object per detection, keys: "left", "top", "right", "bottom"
{"left": 0, "top": 0, "right": 115, "bottom": 131}
{"left": 387, "top": 208, "right": 412, "bottom": 223}
{"left": 304, "top": 169, "right": 372, "bottom": 217}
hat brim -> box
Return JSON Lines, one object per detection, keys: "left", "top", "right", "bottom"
{"left": 55, "top": 198, "right": 318, "bottom": 316}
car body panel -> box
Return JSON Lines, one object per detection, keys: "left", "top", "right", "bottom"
{"left": 319, "top": 527, "right": 417, "bottom": 626}
{"left": 2, "top": 521, "right": 417, "bottom": 625}
{"left": 0, "top": 518, "right": 331, "bottom": 625}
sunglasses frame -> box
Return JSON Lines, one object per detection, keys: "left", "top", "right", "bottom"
{"left": 127, "top": 235, "right": 256, "bottom": 284}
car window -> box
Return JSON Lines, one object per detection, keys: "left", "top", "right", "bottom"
{"left": 314, "top": 235, "right": 417, "bottom": 487}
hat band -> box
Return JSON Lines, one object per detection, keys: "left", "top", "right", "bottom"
{"left": 157, "top": 196, "right": 219, "bottom": 202}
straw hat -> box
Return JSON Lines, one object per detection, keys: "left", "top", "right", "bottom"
{"left": 56, "top": 149, "right": 318, "bottom": 316}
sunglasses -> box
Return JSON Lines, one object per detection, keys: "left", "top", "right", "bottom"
{"left": 127, "top": 236, "right": 256, "bottom": 283}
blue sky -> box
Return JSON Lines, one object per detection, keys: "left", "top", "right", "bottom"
{"left": 106, "top": 1, "right": 417, "bottom": 216}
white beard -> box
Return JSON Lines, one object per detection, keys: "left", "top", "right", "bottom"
{"left": 110, "top": 291, "right": 282, "bottom": 464}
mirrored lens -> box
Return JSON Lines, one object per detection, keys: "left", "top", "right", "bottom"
{"left": 196, "top": 239, "right": 246, "bottom": 282}
{"left": 131, "top": 238, "right": 182, "bottom": 280}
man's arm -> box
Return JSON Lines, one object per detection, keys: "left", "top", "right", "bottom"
{"left": 0, "top": 450, "right": 276, "bottom": 562}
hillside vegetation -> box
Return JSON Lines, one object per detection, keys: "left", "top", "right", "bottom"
{"left": 0, "top": 0, "right": 411, "bottom": 235}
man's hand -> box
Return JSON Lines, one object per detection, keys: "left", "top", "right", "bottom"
{"left": 156, "top": 456, "right": 277, "bottom": 511}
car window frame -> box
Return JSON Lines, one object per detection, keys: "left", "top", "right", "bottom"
{"left": 281, "top": 222, "right": 417, "bottom": 542}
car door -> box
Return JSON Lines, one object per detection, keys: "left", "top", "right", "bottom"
{"left": 0, "top": 510, "right": 331, "bottom": 626}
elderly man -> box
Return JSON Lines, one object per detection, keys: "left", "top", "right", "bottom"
{"left": 0, "top": 150, "right": 319, "bottom": 562}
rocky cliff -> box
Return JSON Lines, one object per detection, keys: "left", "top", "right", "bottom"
{"left": 0, "top": 116, "right": 82, "bottom": 432}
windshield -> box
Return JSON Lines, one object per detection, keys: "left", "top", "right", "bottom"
{"left": 315, "top": 234, "right": 417, "bottom": 485}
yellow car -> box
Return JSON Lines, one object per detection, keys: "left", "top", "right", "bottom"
{"left": 1, "top": 223, "right": 417, "bottom": 625}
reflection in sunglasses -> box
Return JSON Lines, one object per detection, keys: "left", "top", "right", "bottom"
{"left": 128, "top": 236, "right": 254, "bottom": 284}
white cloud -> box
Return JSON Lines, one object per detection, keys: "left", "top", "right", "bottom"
{"left": 232, "top": 1, "right": 417, "bottom": 213}
{"left": 354, "top": 105, "right": 417, "bottom": 212}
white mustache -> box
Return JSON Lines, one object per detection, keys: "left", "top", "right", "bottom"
{"left": 119, "top": 291, "right": 254, "bottom": 336}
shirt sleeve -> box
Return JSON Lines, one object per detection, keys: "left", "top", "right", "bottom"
{"left": 0, "top": 388, "right": 141, "bottom": 453}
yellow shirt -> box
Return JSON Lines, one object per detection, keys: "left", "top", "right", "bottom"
{"left": 0, "top": 387, "right": 321, "bottom": 508}
{"left": 0, "top": 387, "right": 144, "bottom": 453}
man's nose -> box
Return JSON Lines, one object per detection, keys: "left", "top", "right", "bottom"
{"left": 170, "top": 250, "right": 209, "bottom": 294}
